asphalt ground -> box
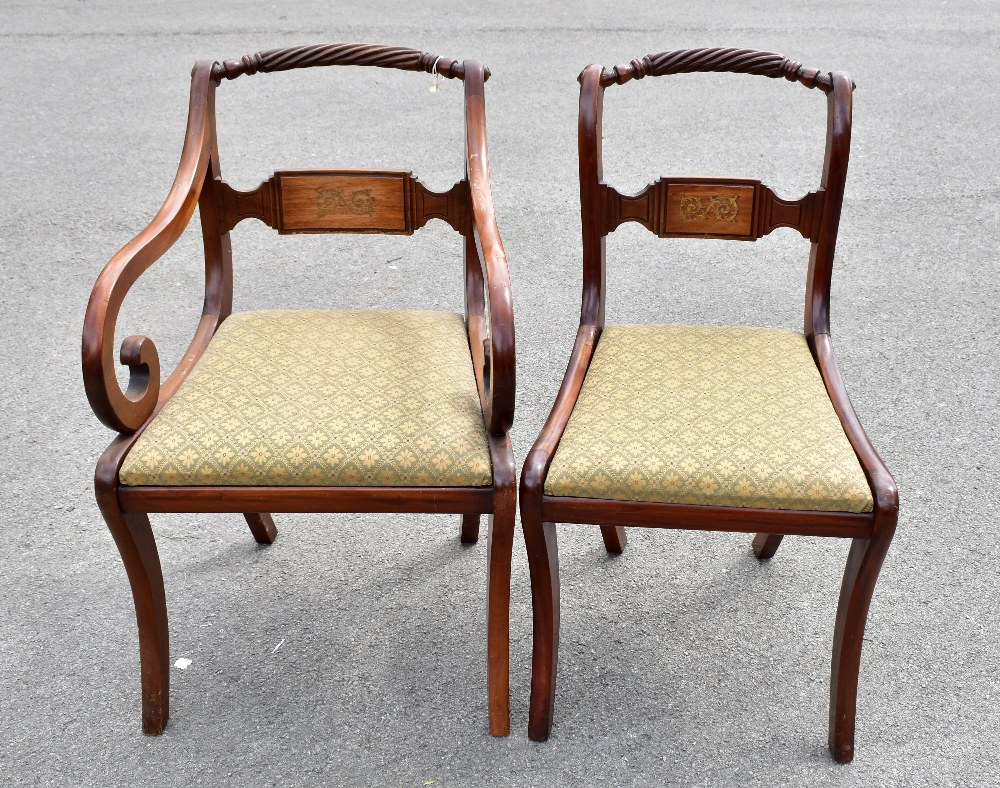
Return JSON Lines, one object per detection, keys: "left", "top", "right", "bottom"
{"left": 1, "top": 1, "right": 998, "bottom": 785}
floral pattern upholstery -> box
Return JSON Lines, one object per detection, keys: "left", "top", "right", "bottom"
{"left": 119, "top": 310, "right": 493, "bottom": 487}
{"left": 544, "top": 324, "right": 873, "bottom": 513}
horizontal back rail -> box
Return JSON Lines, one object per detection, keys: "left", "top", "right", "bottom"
{"left": 213, "top": 43, "right": 488, "bottom": 82}
{"left": 215, "top": 170, "right": 468, "bottom": 235}
{"left": 601, "top": 178, "right": 824, "bottom": 242}
{"left": 596, "top": 46, "right": 841, "bottom": 92}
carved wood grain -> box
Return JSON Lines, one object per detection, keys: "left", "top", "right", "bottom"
{"left": 216, "top": 170, "right": 468, "bottom": 235}
{"left": 759, "top": 184, "right": 824, "bottom": 241}
{"left": 215, "top": 176, "right": 279, "bottom": 234}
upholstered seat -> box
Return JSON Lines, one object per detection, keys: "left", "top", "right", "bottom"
{"left": 544, "top": 324, "right": 873, "bottom": 512}
{"left": 120, "top": 309, "right": 493, "bottom": 487}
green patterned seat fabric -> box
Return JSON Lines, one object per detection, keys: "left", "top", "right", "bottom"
{"left": 544, "top": 324, "right": 873, "bottom": 513}
{"left": 119, "top": 310, "right": 493, "bottom": 487}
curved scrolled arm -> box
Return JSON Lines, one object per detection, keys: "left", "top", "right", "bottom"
{"left": 82, "top": 61, "right": 216, "bottom": 433}
{"left": 463, "top": 60, "right": 515, "bottom": 436}
{"left": 521, "top": 325, "right": 599, "bottom": 498}
{"left": 213, "top": 43, "right": 490, "bottom": 83}
{"left": 812, "top": 333, "right": 899, "bottom": 527}
{"left": 591, "top": 46, "right": 850, "bottom": 93}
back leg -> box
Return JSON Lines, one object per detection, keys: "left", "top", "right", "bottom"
{"left": 600, "top": 525, "right": 627, "bottom": 554}
{"left": 244, "top": 513, "right": 277, "bottom": 544}
{"left": 752, "top": 532, "right": 783, "bottom": 559}
{"left": 460, "top": 513, "right": 480, "bottom": 544}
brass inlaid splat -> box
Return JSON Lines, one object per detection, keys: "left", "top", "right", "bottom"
{"left": 214, "top": 170, "right": 469, "bottom": 235}
{"left": 315, "top": 188, "right": 375, "bottom": 217}
{"left": 678, "top": 194, "right": 739, "bottom": 223}
{"left": 600, "top": 179, "right": 823, "bottom": 241}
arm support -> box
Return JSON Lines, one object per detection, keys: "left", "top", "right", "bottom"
{"left": 463, "top": 60, "right": 515, "bottom": 436}
{"left": 82, "top": 61, "right": 218, "bottom": 433}
{"left": 813, "top": 333, "right": 899, "bottom": 527}
{"left": 521, "top": 325, "right": 600, "bottom": 496}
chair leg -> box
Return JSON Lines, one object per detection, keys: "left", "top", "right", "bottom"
{"left": 460, "top": 513, "right": 481, "bottom": 544}
{"left": 98, "top": 499, "right": 170, "bottom": 735}
{"left": 828, "top": 527, "right": 895, "bottom": 763}
{"left": 485, "top": 433, "right": 516, "bottom": 735}
{"left": 525, "top": 512, "right": 560, "bottom": 742}
{"left": 752, "top": 532, "right": 783, "bottom": 559}
{"left": 486, "top": 492, "right": 514, "bottom": 736}
{"left": 600, "top": 525, "right": 627, "bottom": 554}
{"left": 244, "top": 513, "right": 278, "bottom": 545}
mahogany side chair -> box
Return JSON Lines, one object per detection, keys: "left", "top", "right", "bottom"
{"left": 520, "top": 48, "right": 898, "bottom": 763}
{"left": 82, "top": 44, "right": 515, "bottom": 737}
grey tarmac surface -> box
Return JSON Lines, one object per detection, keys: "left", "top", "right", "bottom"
{"left": 1, "top": 1, "right": 998, "bottom": 785}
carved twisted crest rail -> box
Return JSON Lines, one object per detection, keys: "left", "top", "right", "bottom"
{"left": 592, "top": 46, "right": 851, "bottom": 91}
{"left": 211, "top": 43, "right": 490, "bottom": 82}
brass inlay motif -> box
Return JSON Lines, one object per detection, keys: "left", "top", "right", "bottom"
{"left": 678, "top": 194, "right": 739, "bottom": 223}
{"left": 315, "top": 188, "right": 375, "bottom": 218}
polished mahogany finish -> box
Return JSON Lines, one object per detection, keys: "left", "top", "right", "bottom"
{"left": 215, "top": 170, "right": 469, "bottom": 235}
{"left": 601, "top": 178, "right": 824, "bottom": 242}
{"left": 211, "top": 43, "right": 489, "bottom": 83}
{"left": 83, "top": 45, "right": 515, "bottom": 738}
{"left": 597, "top": 46, "right": 843, "bottom": 91}
{"left": 520, "top": 48, "right": 897, "bottom": 764}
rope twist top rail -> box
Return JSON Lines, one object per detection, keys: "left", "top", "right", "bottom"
{"left": 590, "top": 47, "right": 851, "bottom": 92}
{"left": 212, "top": 43, "right": 489, "bottom": 82}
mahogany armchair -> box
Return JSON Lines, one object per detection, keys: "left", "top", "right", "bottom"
{"left": 83, "top": 44, "right": 515, "bottom": 736}
{"left": 520, "top": 48, "right": 898, "bottom": 763}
